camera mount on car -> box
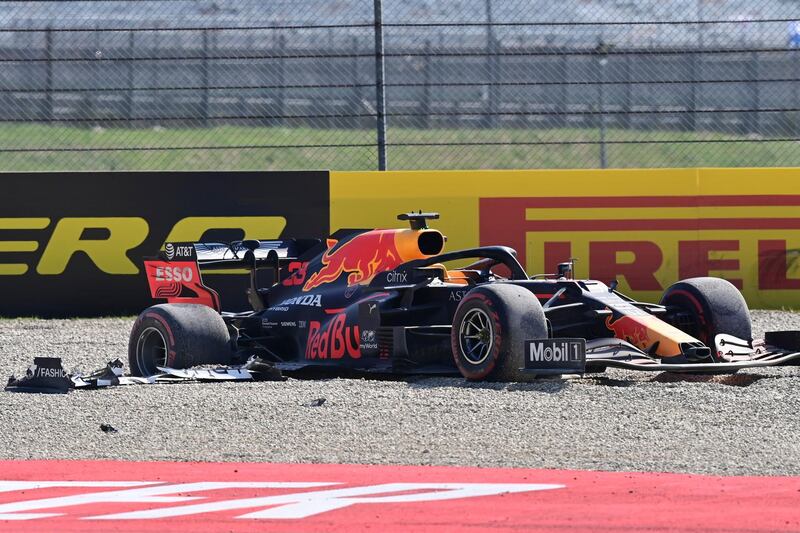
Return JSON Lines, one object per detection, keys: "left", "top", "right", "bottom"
{"left": 398, "top": 211, "right": 440, "bottom": 230}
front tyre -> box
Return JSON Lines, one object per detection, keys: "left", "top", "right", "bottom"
{"left": 660, "top": 277, "right": 752, "bottom": 345}
{"left": 128, "top": 303, "right": 232, "bottom": 376}
{"left": 451, "top": 283, "right": 547, "bottom": 382}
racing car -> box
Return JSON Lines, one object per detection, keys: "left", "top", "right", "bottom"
{"left": 129, "top": 212, "right": 800, "bottom": 381}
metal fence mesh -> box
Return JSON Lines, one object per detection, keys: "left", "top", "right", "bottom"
{"left": 1, "top": 0, "right": 799, "bottom": 171}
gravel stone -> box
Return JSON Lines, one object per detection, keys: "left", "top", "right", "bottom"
{"left": 0, "top": 311, "right": 799, "bottom": 475}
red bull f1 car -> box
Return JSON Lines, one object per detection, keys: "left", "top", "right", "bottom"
{"left": 129, "top": 212, "right": 800, "bottom": 381}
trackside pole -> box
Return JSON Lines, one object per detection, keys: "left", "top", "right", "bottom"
{"left": 373, "top": 0, "right": 388, "bottom": 170}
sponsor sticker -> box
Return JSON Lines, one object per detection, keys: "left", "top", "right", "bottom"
{"left": 306, "top": 313, "right": 361, "bottom": 360}
{"left": 279, "top": 294, "right": 322, "bottom": 308}
{"left": 524, "top": 338, "right": 585, "bottom": 372}
{"left": 360, "top": 329, "right": 378, "bottom": 350}
{"left": 385, "top": 271, "right": 408, "bottom": 284}
{"left": 164, "top": 242, "right": 195, "bottom": 260}
{"left": 155, "top": 265, "right": 195, "bottom": 283}
{"left": 302, "top": 232, "right": 405, "bottom": 292}
{"left": 32, "top": 366, "right": 68, "bottom": 379}
{"left": 449, "top": 290, "right": 467, "bottom": 302}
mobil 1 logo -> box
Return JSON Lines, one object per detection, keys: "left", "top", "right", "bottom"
{"left": 524, "top": 338, "right": 585, "bottom": 373}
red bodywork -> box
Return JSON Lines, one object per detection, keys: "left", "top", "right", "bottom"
{"left": 144, "top": 260, "right": 220, "bottom": 311}
{"left": 605, "top": 314, "right": 699, "bottom": 357}
{"left": 303, "top": 229, "right": 436, "bottom": 292}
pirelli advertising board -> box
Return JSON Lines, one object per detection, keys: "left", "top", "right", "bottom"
{"left": 330, "top": 168, "right": 800, "bottom": 310}
{"left": 1, "top": 167, "right": 798, "bottom": 316}
{"left": 0, "top": 171, "right": 329, "bottom": 316}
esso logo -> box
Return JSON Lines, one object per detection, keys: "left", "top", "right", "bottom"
{"left": 155, "top": 266, "right": 194, "bottom": 283}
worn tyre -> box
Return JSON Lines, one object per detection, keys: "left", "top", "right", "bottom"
{"left": 451, "top": 283, "right": 547, "bottom": 382}
{"left": 128, "top": 304, "right": 232, "bottom": 376}
{"left": 660, "top": 277, "right": 752, "bottom": 345}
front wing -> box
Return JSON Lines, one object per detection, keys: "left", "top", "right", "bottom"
{"left": 582, "top": 337, "right": 800, "bottom": 373}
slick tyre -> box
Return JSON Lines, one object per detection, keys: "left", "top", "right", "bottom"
{"left": 660, "top": 277, "right": 752, "bottom": 345}
{"left": 451, "top": 283, "right": 547, "bottom": 382}
{"left": 129, "top": 304, "right": 232, "bottom": 377}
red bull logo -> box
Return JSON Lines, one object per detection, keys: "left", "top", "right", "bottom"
{"left": 605, "top": 314, "right": 700, "bottom": 357}
{"left": 605, "top": 315, "right": 652, "bottom": 350}
{"left": 305, "top": 313, "right": 361, "bottom": 360}
{"left": 302, "top": 231, "right": 404, "bottom": 292}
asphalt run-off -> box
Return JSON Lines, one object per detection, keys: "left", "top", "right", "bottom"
{"left": 0, "top": 460, "right": 798, "bottom": 532}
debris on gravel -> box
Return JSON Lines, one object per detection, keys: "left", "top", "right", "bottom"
{"left": 0, "top": 311, "right": 799, "bottom": 476}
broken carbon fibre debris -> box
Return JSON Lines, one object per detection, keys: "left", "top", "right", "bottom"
{"left": 4, "top": 355, "right": 285, "bottom": 394}
{"left": 5, "top": 357, "right": 72, "bottom": 394}
{"left": 303, "top": 398, "right": 327, "bottom": 407}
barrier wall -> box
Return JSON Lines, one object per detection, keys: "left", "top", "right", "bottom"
{"left": 331, "top": 168, "right": 800, "bottom": 309}
{"left": 0, "top": 168, "right": 796, "bottom": 315}
{"left": 0, "top": 171, "right": 329, "bottom": 316}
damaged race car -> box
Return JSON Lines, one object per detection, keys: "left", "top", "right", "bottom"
{"left": 129, "top": 212, "right": 800, "bottom": 381}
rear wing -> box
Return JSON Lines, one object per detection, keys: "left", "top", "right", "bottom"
{"left": 193, "top": 239, "right": 319, "bottom": 270}
{"left": 143, "top": 239, "right": 321, "bottom": 311}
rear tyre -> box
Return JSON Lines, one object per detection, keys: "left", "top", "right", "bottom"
{"left": 451, "top": 283, "right": 547, "bottom": 382}
{"left": 128, "top": 304, "right": 232, "bottom": 376}
{"left": 660, "top": 277, "right": 752, "bottom": 346}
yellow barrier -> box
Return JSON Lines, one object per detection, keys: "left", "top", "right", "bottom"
{"left": 331, "top": 168, "right": 800, "bottom": 309}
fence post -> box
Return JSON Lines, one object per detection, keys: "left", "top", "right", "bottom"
{"left": 596, "top": 55, "right": 608, "bottom": 169}
{"left": 350, "top": 36, "right": 360, "bottom": 129}
{"left": 277, "top": 34, "right": 286, "bottom": 127}
{"left": 373, "top": 0, "right": 388, "bottom": 170}
{"left": 421, "top": 40, "right": 431, "bottom": 129}
{"left": 483, "top": 0, "right": 498, "bottom": 129}
{"left": 90, "top": 23, "right": 100, "bottom": 126}
{"left": 201, "top": 29, "right": 209, "bottom": 127}
{"left": 621, "top": 52, "right": 631, "bottom": 129}
{"left": 599, "top": 77, "right": 607, "bottom": 169}
{"left": 746, "top": 51, "right": 759, "bottom": 135}
{"left": 554, "top": 50, "right": 568, "bottom": 128}
{"left": 686, "top": 52, "right": 697, "bottom": 132}
{"left": 126, "top": 30, "right": 135, "bottom": 121}
{"left": 795, "top": 51, "right": 800, "bottom": 138}
{"left": 45, "top": 26, "right": 53, "bottom": 122}
{"left": 152, "top": 24, "right": 160, "bottom": 119}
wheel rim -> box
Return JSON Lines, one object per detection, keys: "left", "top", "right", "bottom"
{"left": 458, "top": 308, "right": 494, "bottom": 365}
{"left": 136, "top": 327, "right": 168, "bottom": 374}
{"left": 665, "top": 295, "right": 708, "bottom": 344}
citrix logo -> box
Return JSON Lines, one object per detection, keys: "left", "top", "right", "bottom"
{"left": 386, "top": 271, "right": 407, "bottom": 283}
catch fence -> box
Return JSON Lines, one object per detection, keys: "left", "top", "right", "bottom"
{"left": 0, "top": 0, "right": 798, "bottom": 170}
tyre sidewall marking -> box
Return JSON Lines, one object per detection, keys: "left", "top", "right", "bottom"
{"left": 452, "top": 292, "right": 503, "bottom": 379}
{"left": 143, "top": 311, "right": 177, "bottom": 367}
